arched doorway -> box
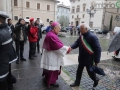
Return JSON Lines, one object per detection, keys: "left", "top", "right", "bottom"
{"left": 76, "top": 21, "right": 79, "bottom": 27}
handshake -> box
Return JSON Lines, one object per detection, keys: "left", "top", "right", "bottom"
{"left": 67, "top": 47, "right": 72, "bottom": 54}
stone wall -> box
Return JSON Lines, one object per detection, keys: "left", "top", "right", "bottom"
{"left": 103, "top": 11, "right": 120, "bottom": 31}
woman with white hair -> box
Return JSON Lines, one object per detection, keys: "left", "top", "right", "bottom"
{"left": 40, "top": 22, "right": 70, "bottom": 87}
{"left": 69, "top": 23, "right": 101, "bottom": 88}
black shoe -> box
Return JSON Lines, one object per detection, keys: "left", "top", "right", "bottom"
{"left": 11, "top": 74, "right": 17, "bottom": 84}
{"left": 29, "top": 57, "right": 34, "bottom": 60}
{"left": 70, "top": 82, "right": 79, "bottom": 87}
{"left": 50, "top": 83, "right": 59, "bottom": 87}
{"left": 16, "top": 60, "right": 19, "bottom": 64}
{"left": 93, "top": 80, "right": 99, "bottom": 87}
{"left": 112, "top": 56, "right": 116, "bottom": 59}
{"left": 20, "top": 58, "right": 26, "bottom": 61}
{"left": 8, "top": 84, "right": 13, "bottom": 90}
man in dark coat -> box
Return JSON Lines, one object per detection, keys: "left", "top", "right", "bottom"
{"left": 35, "top": 19, "right": 42, "bottom": 53}
{"left": 5, "top": 44, "right": 17, "bottom": 90}
{"left": 0, "top": 11, "right": 13, "bottom": 90}
{"left": 6, "top": 24, "right": 17, "bottom": 90}
{"left": 70, "top": 23, "right": 101, "bottom": 88}
{"left": 14, "top": 18, "right": 28, "bottom": 64}
{"left": 7, "top": 18, "right": 15, "bottom": 40}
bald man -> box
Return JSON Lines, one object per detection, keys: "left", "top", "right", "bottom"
{"left": 70, "top": 23, "right": 101, "bottom": 88}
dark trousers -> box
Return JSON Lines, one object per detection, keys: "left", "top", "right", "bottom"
{"left": 7, "top": 64, "right": 13, "bottom": 90}
{"left": 116, "top": 48, "right": 120, "bottom": 56}
{"left": 15, "top": 41, "right": 24, "bottom": 60}
{"left": 29, "top": 42, "right": 36, "bottom": 58}
{"left": 0, "top": 80, "right": 8, "bottom": 90}
{"left": 75, "top": 64, "right": 97, "bottom": 84}
{"left": 37, "top": 39, "right": 40, "bottom": 52}
{"left": 0, "top": 65, "right": 16, "bottom": 90}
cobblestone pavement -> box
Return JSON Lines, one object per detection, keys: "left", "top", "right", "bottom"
{"left": 62, "top": 59, "right": 120, "bottom": 90}
{"left": 11, "top": 41, "right": 72, "bottom": 90}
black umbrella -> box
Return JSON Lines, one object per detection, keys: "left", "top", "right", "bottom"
{"left": 90, "top": 66, "right": 106, "bottom": 76}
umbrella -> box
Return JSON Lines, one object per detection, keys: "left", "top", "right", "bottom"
{"left": 108, "top": 31, "right": 120, "bottom": 52}
{"left": 90, "top": 66, "right": 106, "bottom": 76}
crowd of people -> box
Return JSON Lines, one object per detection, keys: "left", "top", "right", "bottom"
{"left": 0, "top": 11, "right": 102, "bottom": 90}
{"left": 10, "top": 18, "right": 43, "bottom": 63}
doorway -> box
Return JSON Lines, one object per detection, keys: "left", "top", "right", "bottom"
{"left": 76, "top": 21, "right": 79, "bottom": 27}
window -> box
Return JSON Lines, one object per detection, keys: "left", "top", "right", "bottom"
{"left": 26, "top": 2, "right": 30, "bottom": 8}
{"left": 83, "top": 4, "right": 86, "bottom": 11}
{"left": 37, "top": 18, "right": 40, "bottom": 20}
{"left": 72, "top": 9, "right": 75, "bottom": 13}
{"left": 76, "top": 8, "right": 80, "bottom": 12}
{"left": 77, "top": 15, "right": 79, "bottom": 18}
{"left": 72, "top": 6, "right": 75, "bottom": 13}
{"left": 72, "top": 15, "right": 74, "bottom": 19}
{"left": 37, "top": 3, "right": 40, "bottom": 9}
{"left": 26, "top": 17, "right": 29, "bottom": 19}
{"left": 14, "top": 16, "right": 18, "bottom": 20}
{"left": 83, "top": 7, "right": 85, "bottom": 11}
{"left": 76, "top": 5, "right": 80, "bottom": 12}
{"left": 47, "top": 5, "right": 50, "bottom": 10}
{"left": 47, "top": 19, "right": 49, "bottom": 22}
{"left": 82, "top": 14, "right": 85, "bottom": 18}
{"left": 14, "top": 0, "right": 17, "bottom": 6}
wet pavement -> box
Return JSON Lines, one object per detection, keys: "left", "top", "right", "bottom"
{"left": 11, "top": 32, "right": 120, "bottom": 90}
{"left": 11, "top": 41, "right": 72, "bottom": 90}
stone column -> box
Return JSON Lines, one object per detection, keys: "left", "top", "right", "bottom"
{"left": 6, "top": 0, "right": 12, "bottom": 18}
{"left": 0, "top": 0, "right": 6, "bottom": 11}
{"left": 0, "top": 0, "right": 12, "bottom": 18}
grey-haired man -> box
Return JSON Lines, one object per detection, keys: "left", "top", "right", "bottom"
{"left": 70, "top": 23, "right": 101, "bottom": 88}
